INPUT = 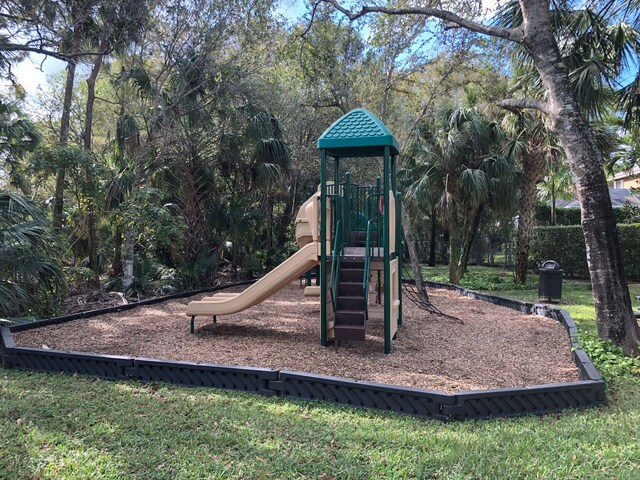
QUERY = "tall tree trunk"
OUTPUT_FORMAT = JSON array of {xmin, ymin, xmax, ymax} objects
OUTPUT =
[
  {"xmin": 514, "ymin": 145, "xmax": 547, "ymax": 283},
  {"xmin": 402, "ymin": 208, "xmax": 428, "ymax": 300},
  {"xmin": 448, "ymin": 218, "xmax": 461, "ymax": 284},
  {"xmin": 53, "ymin": 61, "xmax": 78, "ymax": 228},
  {"xmin": 428, "ymin": 206, "xmax": 437, "ymax": 267},
  {"xmin": 550, "ymin": 174, "xmax": 557, "ymax": 226},
  {"xmin": 123, "ymin": 154, "xmax": 142, "ymax": 292},
  {"xmin": 454, "ymin": 203, "xmax": 483, "ymax": 283},
  {"xmin": 53, "ymin": 13, "xmax": 85, "ymax": 229},
  {"xmin": 266, "ymin": 188, "xmax": 273, "ymax": 251},
  {"xmin": 123, "ymin": 224, "xmax": 135, "ymax": 292},
  {"xmin": 112, "ymin": 223, "xmax": 123, "ymax": 277},
  {"xmin": 82, "ymin": 41, "xmax": 108, "ymax": 280},
  {"xmin": 520, "ymin": 0, "xmax": 639, "ymax": 354}
]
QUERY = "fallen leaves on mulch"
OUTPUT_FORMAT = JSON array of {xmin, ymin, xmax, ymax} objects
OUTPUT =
[{"xmin": 14, "ymin": 283, "xmax": 579, "ymax": 393}]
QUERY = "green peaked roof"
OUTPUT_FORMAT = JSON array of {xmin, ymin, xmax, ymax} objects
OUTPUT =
[{"xmin": 317, "ymin": 108, "xmax": 400, "ymax": 157}]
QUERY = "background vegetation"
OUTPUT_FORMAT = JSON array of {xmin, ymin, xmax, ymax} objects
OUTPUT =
[{"xmin": 1, "ymin": 0, "xmax": 639, "ymax": 319}]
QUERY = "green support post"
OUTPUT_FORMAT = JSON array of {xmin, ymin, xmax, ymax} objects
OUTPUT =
[
  {"xmin": 320, "ymin": 150, "xmax": 327, "ymax": 347},
  {"xmin": 334, "ymin": 157, "xmax": 340, "ymax": 234},
  {"xmin": 376, "ymin": 176, "xmax": 382, "ymax": 246},
  {"xmin": 383, "ymin": 147, "xmax": 391, "ymax": 354},
  {"xmin": 344, "ymin": 172, "xmax": 351, "ymax": 246},
  {"xmin": 396, "ymin": 192, "xmax": 403, "ymax": 326}
]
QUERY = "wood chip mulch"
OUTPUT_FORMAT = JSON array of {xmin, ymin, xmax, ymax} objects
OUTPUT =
[{"xmin": 13, "ymin": 283, "xmax": 579, "ymax": 393}]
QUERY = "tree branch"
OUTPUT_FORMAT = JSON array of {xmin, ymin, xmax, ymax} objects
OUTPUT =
[
  {"xmin": 320, "ymin": 0, "xmax": 523, "ymax": 43},
  {"xmin": 499, "ymin": 98, "xmax": 550, "ymax": 115}
]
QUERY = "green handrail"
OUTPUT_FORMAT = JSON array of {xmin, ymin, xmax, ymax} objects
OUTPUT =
[
  {"xmin": 365, "ymin": 192, "xmax": 383, "ymax": 247},
  {"xmin": 363, "ymin": 220, "xmax": 373, "ymax": 320},
  {"xmin": 330, "ymin": 220, "xmax": 342, "ymax": 312}
]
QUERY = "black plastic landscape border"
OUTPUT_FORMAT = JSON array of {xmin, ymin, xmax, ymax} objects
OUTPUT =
[
  {"xmin": 8, "ymin": 279, "xmax": 257, "ymax": 333},
  {"xmin": 0, "ymin": 280, "xmax": 606, "ymax": 421}
]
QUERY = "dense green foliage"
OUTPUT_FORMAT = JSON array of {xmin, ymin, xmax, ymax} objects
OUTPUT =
[
  {"xmin": 534, "ymin": 203, "xmax": 640, "ymax": 226},
  {"xmin": 530, "ymin": 224, "xmax": 640, "ymax": 278},
  {"xmin": 534, "ymin": 204, "xmax": 582, "ymax": 225},
  {"xmin": 0, "ymin": 191, "xmax": 65, "ymax": 319}
]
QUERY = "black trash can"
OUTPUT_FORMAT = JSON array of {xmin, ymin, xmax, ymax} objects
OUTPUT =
[{"xmin": 538, "ymin": 260, "xmax": 563, "ymax": 300}]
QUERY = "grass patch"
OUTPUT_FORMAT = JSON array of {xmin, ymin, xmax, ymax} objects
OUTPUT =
[
  {"xmin": 422, "ymin": 265, "xmax": 538, "ymax": 291},
  {"xmin": 1, "ymin": 371, "xmax": 639, "ymax": 479}
]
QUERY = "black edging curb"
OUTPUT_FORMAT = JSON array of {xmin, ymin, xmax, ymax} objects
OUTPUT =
[
  {"xmin": 8, "ymin": 279, "xmax": 257, "ymax": 333},
  {"xmin": 0, "ymin": 280, "xmax": 606, "ymax": 421}
]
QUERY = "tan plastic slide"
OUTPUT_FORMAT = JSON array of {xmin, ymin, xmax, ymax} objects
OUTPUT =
[{"xmin": 186, "ymin": 188, "xmax": 321, "ymax": 318}]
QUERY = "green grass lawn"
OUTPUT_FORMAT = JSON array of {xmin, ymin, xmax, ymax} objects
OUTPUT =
[{"xmin": 1, "ymin": 266, "xmax": 640, "ymax": 479}]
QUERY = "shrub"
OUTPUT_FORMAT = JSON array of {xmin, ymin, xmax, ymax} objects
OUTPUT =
[
  {"xmin": 534, "ymin": 204, "xmax": 582, "ymax": 225},
  {"xmin": 530, "ymin": 223, "xmax": 640, "ymax": 279},
  {"xmin": 579, "ymin": 335, "xmax": 640, "ymax": 381},
  {"xmin": 534, "ymin": 203, "xmax": 640, "ymax": 226}
]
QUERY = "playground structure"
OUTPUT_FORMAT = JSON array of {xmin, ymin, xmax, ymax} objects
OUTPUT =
[{"xmin": 187, "ymin": 108, "xmax": 402, "ymax": 353}]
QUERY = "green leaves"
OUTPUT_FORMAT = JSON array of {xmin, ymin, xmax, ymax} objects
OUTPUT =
[
  {"xmin": 580, "ymin": 335, "xmax": 640, "ymax": 380},
  {"xmin": 0, "ymin": 191, "xmax": 66, "ymax": 319}
]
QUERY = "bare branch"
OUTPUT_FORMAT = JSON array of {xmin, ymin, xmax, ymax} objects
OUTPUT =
[
  {"xmin": 320, "ymin": 0, "xmax": 523, "ymax": 43},
  {"xmin": 499, "ymin": 98, "xmax": 550, "ymax": 115},
  {"xmin": 299, "ymin": 1, "xmax": 320, "ymax": 38},
  {"xmin": 2, "ymin": 43, "xmax": 116, "ymax": 61}
]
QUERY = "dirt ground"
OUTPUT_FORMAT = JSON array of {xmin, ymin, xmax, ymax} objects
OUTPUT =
[{"xmin": 14, "ymin": 283, "xmax": 579, "ymax": 393}]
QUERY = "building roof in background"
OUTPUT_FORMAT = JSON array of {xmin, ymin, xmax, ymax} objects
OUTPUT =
[
  {"xmin": 613, "ymin": 165, "xmax": 640, "ymax": 181},
  {"xmin": 555, "ymin": 188, "xmax": 640, "ymax": 209}
]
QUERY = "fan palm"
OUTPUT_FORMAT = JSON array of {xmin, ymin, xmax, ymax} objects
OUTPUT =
[
  {"xmin": 405, "ymin": 93, "xmax": 517, "ymax": 283},
  {"xmin": 0, "ymin": 191, "xmax": 66, "ymax": 319}
]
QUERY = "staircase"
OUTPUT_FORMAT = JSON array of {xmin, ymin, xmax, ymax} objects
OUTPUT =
[{"xmin": 334, "ymin": 256, "xmax": 367, "ymax": 341}]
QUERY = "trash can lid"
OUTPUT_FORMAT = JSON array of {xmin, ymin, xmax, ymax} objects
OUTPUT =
[{"xmin": 541, "ymin": 260, "xmax": 561, "ymax": 270}]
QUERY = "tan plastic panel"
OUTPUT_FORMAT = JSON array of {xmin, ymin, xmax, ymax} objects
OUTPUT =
[{"xmin": 186, "ymin": 242, "xmax": 320, "ymax": 316}]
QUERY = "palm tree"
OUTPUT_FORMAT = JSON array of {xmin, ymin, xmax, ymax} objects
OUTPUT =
[
  {"xmin": 246, "ymin": 110, "xmax": 292, "ymax": 251},
  {"xmin": 0, "ymin": 191, "xmax": 66, "ymax": 319},
  {"xmin": 406, "ymin": 91, "xmax": 517, "ymax": 283},
  {"xmin": 495, "ymin": 1, "xmax": 632, "ymax": 284},
  {"xmin": 502, "ymin": 110, "xmax": 560, "ymax": 283}
]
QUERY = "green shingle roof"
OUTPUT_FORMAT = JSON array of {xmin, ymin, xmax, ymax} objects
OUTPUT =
[{"xmin": 317, "ymin": 108, "xmax": 400, "ymax": 157}]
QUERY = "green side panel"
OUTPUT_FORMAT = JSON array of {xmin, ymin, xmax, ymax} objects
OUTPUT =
[{"xmin": 317, "ymin": 108, "xmax": 400, "ymax": 156}]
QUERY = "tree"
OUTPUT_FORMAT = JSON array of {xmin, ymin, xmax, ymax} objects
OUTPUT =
[
  {"xmin": 0, "ymin": 97, "xmax": 40, "ymax": 194},
  {"xmin": 502, "ymin": 110, "xmax": 558, "ymax": 283},
  {"xmin": 407, "ymin": 92, "xmax": 516, "ymax": 283},
  {"xmin": 321, "ymin": 0, "xmax": 640, "ymax": 354},
  {"xmin": 79, "ymin": 1, "xmax": 150, "ymax": 278},
  {"xmin": 0, "ymin": 191, "xmax": 66, "ymax": 318}
]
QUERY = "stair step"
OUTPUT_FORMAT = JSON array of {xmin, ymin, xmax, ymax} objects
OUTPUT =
[
  {"xmin": 339, "ymin": 268, "xmax": 364, "ymax": 282},
  {"xmin": 338, "ymin": 281, "xmax": 364, "ymax": 296},
  {"xmin": 337, "ymin": 295, "xmax": 366, "ymax": 311},
  {"xmin": 334, "ymin": 324, "xmax": 366, "ymax": 341},
  {"xmin": 341, "ymin": 259, "xmax": 365, "ymax": 268},
  {"xmin": 335, "ymin": 310, "xmax": 365, "ymax": 325}
]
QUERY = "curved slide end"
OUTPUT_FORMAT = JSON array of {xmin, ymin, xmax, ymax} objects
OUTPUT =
[
  {"xmin": 186, "ymin": 242, "xmax": 320, "ymax": 317},
  {"xmin": 295, "ymin": 187, "xmax": 320, "ymax": 248}
]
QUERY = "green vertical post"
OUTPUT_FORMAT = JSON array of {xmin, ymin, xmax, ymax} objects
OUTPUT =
[
  {"xmin": 344, "ymin": 171, "xmax": 351, "ymax": 246},
  {"xmin": 396, "ymin": 191, "xmax": 403, "ymax": 326},
  {"xmin": 383, "ymin": 147, "xmax": 391, "ymax": 354},
  {"xmin": 334, "ymin": 157, "xmax": 340, "ymax": 233},
  {"xmin": 376, "ymin": 176, "xmax": 382, "ymax": 246},
  {"xmin": 391, "ymin": 155, "xmax": 396, "ymax": 193},
  {"xmin": 320, "ymin": 150, "xmax": 327, "ymax": 347}
]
